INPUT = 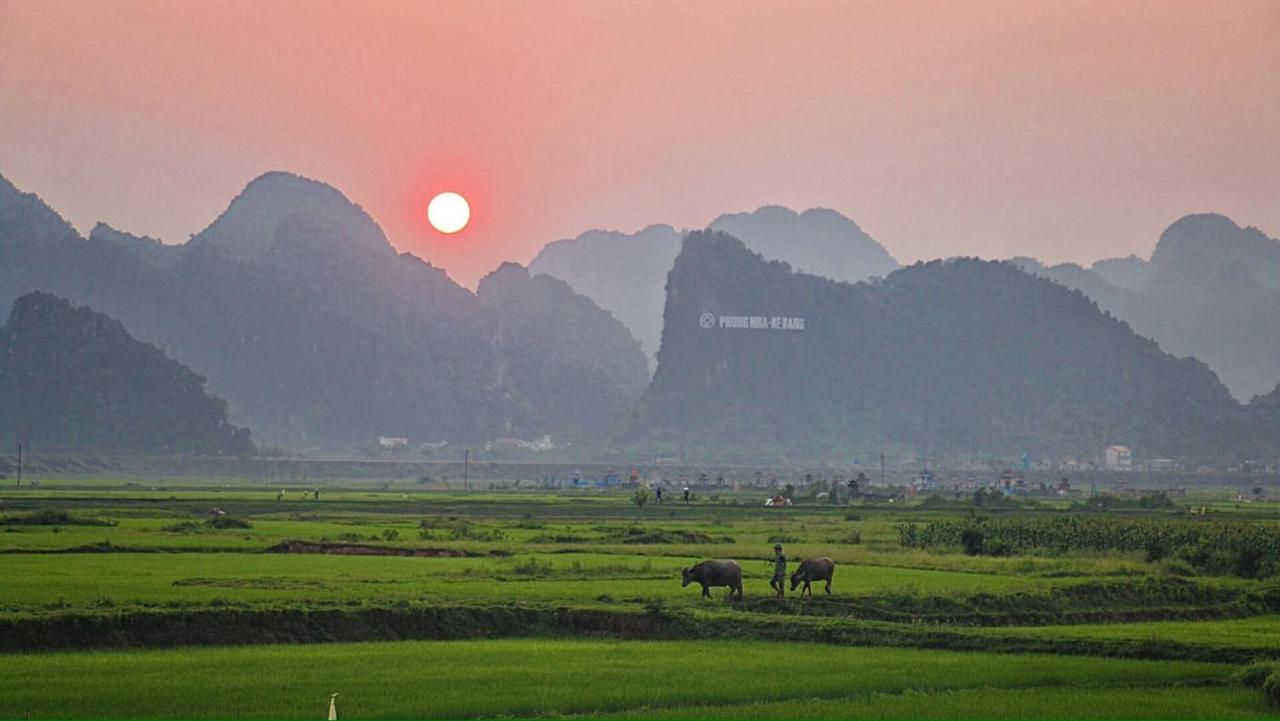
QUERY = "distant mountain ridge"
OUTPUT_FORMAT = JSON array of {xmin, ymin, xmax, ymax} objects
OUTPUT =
[
  {"xmin": 1012, "ymin": 213, "xmax": 1280, "ymax": 400},
  {"xmin": 89, "ymin": 222, "xmax": 184, "ymax": 269},
  {"xmin": 0, "ymin": 292, "xmax": 252, "ymax": 455},
  {"xmin": 529, "ymin": 205, "xmax": 899, "ymax": 368},
  {"xmin": 621, "ymin": 231, "xmax": 1277, "ymax": 462},
  {"xmin": 0, "ymin": 171, "xmax": 648, "ymax": 449},
  {"xmin": 477, "ymin": 263, "xmax": 649, "ymax": 440}
]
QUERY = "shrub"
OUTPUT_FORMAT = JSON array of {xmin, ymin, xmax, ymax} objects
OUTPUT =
[
  {"xmin": 1237, "ymin": 662, "xmax": 1278, "ymax": 689},
  {"xmin": 1157, "ymin": 559, "xmax": 1195, "ymax": 577},
  {"xmin": 206, "ymin": 517, "xmax": 252, "ymax": 530},
  {"xmin": 899, "ymin": 515, "xmax": 1278, "ymax": 577},
  {"xmin": 1, "ymin": 509, "xmax": 115, "ymax": 527},
  {"xmin": 1144, "ymin": 539, "xmax": 1170, "ymax": 563},
  {"xmin": 961, "ymin": 528, "xmax": 984, "ymax": 556},
  {"xmin": 511, "ymin": 557, "xmax": 553, "ymax": 576},
  {"xmin": 1263, "ymin": 672, "xmax": 1280, "ymax": 707}
]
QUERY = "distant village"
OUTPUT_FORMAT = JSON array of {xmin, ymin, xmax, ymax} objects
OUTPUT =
[{"xmin": 366, "ymin": 434, "xmax": 1280, "ymax": 479}]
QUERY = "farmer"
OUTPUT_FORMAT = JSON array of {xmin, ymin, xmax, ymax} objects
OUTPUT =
[
  {"xmin": 682, "ymin": 487, "xmax": 691, "ymax": 504},
  {"xmin": 770, "ymin": 543, "xmax": 787, "ymax": 598}
]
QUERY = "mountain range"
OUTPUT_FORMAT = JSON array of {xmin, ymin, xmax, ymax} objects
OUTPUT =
[
  {"xmin": 1011, "ymin": 213, "xmax": 1280, "ymax": 401},
  {"xmin": 529, "ymin": 206, "xmax": 899, "ymax": 368},
  {"xmin": 0, "ymin": 292, "xmax": 252, "ymax": 455},
  {"xmin": 3, "ymin": 166, "xmax": 1277, "ymax": 461},
  {"xmin": 0, "ymin": 172, "xmax": 647, "ymax": 449},
  {"xmin": 619, "ymin": 232, "xmax": 1278, "ymax": 462}
]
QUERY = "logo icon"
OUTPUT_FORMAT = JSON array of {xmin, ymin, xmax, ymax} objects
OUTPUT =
[{"xmin": 699, "ymin": 312, "xmax": 716, "ymax": 329}]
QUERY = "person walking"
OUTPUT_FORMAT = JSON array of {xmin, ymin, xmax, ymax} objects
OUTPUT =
[{"xmin": 770, "ymin": 543, "xmax": 787, "ymax": 598}]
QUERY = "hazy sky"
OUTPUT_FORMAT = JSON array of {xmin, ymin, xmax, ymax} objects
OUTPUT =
[{"xmin": 2, "ymin": 0, "xmax": 1277, "ymax": 286}]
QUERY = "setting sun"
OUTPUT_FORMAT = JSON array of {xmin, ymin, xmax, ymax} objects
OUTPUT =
[{"xmin": 427, "ymin": 191, "xmax": 470, "ymax": 234}]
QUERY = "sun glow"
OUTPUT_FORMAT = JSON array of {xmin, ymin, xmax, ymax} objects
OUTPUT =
[{"xmin": 427, "ymin": 191, "xmax": 470, "ymax": 234}]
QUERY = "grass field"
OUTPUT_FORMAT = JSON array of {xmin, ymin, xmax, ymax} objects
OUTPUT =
[
  {"xmin": 0, "ymin": 639, "xmax": 1267, "ymax": 720},
  {"xmin": 1, "ymin": 477, "xmax": 1278, "ymax": 718}
]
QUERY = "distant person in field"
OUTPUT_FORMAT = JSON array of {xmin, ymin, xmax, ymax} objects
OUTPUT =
[
  {"xmin": 655, "ymin": 486, "xmax": 663, "ymax": 503},
  {"xmin": 770, "ymin": 543, "xmax": 787, "ymax": 598},
  {"xmin": 683, "ymin": 487, "xmax": 690, "ymax": 504}
]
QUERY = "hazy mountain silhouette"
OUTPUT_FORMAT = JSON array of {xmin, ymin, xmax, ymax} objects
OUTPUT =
[
  {"xmin": 89, "ymin": 222, "xmax": 184, "ymax": 269},
  {"xmin": 0, "ymin": 171, "xmax": 647, "ymax": 449},
  {"xmin": 529, "ymin": 224, "xmax": 683, "ymax": 370},
  {"xmin": 477, "ymin": 263, "xmax": 649, "ymax": 440},
  {"xmin": 0, "ymin": 292, "xmax": 252, "ymax": 455},
  {"xmin": 1013, "ymin": 213, "xmax": 1280, "ymax": 400},
  {"xmin": 708, "ymin": 206, "xmax": 899, "ymax": 280},
  {"xmin": 529, "ymin": 206, "xmax": 899, "ymax": 368},
  {"xmin": 620, "ymin": 231, "xmax": 1274, "ymax": 462}
]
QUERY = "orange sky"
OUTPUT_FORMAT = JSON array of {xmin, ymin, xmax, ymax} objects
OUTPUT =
[{"xmin": 2, "ymin": 0, "xmax": 1277, "ymax": 286}]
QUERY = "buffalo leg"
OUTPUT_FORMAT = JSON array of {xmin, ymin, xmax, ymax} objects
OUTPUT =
[{"xmin": 824, "ymin": 578, "xmax": 832, "ymax": 594}]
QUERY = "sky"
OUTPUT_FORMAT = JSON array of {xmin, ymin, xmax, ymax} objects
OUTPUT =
[{"xmin": 1, "ymin": 0, "xmax": 1277, "ymax": 287}]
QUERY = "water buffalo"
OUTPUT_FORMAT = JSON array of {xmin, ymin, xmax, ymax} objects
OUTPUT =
[
  {"xmin": 790, "ymin": 557, "xmax": 835, "ymax": 596},
  {"xmin": 681, "ymin": 559, "xmax": 743, "ymax": 599}
]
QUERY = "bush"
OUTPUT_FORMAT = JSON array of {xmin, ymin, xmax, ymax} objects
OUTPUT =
[
  {"xmin": 1263, "ymin": 672, "xmax": 1280, "ymax": 707},
  {"xmin": 511, "ymin": 557, "xmax": 553, "ymax": 576},
  {"xmin": 1157, "ymin": 559, "xmax": 1195, "ymax": 577},
  {"xmin": 1, "ymin": 509, "xmax": 115, "ymax": 527},
  {"xmin": 206, "ymin": 517, "xmax": 252, "ymax": 530},
  {"xmin": 1237, "ymin": 662, "xmax": 1278, "ymax": 689},
  {"xmin": 900, "ymin": 516, "xmax": 1278, "ymax": 577},
  {"xmin": 961, "ymin": 528, "xmax": 984, "ymax": 556}
]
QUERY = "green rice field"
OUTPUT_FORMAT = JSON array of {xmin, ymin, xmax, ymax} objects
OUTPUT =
[{"xmin": 1, "ymin": 476, "xmax": 1278, "ymax": 718}]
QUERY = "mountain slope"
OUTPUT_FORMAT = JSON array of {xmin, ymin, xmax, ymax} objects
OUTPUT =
[
  {"xmin": 707, "ymin": 205, "xmax": 899, "ymax": 281},
  {"xmin": 0, "ymin": 171, "xmax": 648, "ymax": 449},
  {"xmin": 1015, "ymin": 214, "xmax": 1280, "ymax": 400},
  {"xmin": 477, "ymin": 263, "xmax": 649, "ymax": 440},
  {"xmin": 622, "ymin": 231, "xmax": 1262, "ymax": 462},
  {"xmin": 529, "ymin": 206, "xmax": 899, "ymax": 368},
  {"xmin": 89, "ymin": 222, "xmax": 184, "ymax": 269},
  {"xmin": 529, "ymin": 224, "xmax": 683, "ymax": 369},
  {"xmin": 0, "ymin": 292, "xmax": 251, "ymax": 454}
]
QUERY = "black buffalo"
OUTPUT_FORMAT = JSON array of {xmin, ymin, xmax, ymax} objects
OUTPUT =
[
  {"xmin": 681, "ymin": 559, "xmax": 743, "ymax": 599},
  {"xmin": 790, "ymin": 557, "xmax": 835, "ymax": 596}
]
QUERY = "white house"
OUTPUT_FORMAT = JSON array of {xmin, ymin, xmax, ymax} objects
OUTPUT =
[{"xmin": 1105, "ymin": 445, "xmax": 1132, "ymax": 472}]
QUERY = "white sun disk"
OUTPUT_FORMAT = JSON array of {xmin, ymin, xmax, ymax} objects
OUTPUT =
[{"xmin": 428, "ymin": 192, "xmax": 470, "ymax": 234}]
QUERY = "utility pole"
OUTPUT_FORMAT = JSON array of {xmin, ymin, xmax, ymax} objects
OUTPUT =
[
  {"xmin": 15, "ymin": 443, "xmax": 22, "ymax": 489},
  {"xmin": 463, "ymin": 448, "xmax": 469, "ymax": 493},
  {"xmin": 880, "ymin": 452, "xmax": 885, "ymax": 487}
]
